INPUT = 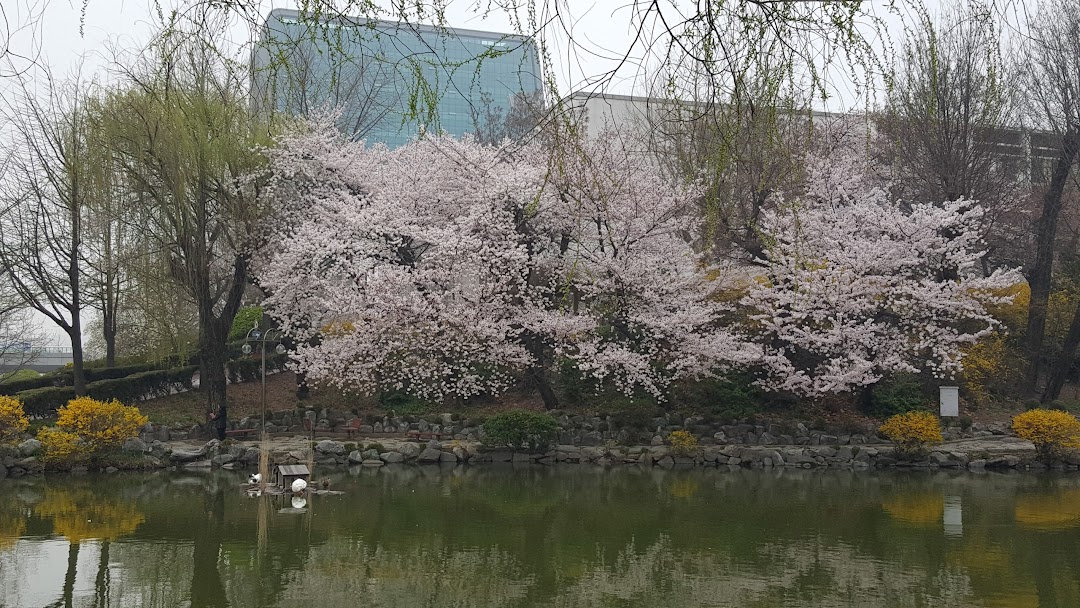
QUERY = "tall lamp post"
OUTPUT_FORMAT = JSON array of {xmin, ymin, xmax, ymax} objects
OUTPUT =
[{"xmin": 243, "ymin": 324, "xmax": 286, "ymax": 492}]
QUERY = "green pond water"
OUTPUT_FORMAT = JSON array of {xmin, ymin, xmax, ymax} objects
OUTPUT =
[{"xmin": 2, "ymin": 465, "xmax": 1080, "ymax": 607}]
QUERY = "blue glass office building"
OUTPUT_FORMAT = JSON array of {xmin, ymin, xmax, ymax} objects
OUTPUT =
[{"xmin": 252, "ymin": 9, "xmax": 543, "ymax": 147}]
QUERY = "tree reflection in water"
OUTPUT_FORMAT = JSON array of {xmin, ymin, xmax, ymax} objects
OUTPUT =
[{"xmin": 0, "ymin": 468, "xmax": 1079, "ymax": 607}]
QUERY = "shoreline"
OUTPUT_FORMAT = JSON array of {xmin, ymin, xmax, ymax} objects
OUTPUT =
[{"xmin": 4, "ymin": 433, "xmax": 1076, "ymax": 478}]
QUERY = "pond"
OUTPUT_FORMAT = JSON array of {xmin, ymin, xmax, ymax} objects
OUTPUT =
[{"xmin": 2, "ymin": 465, "xmax": 1080, "ymax": 607}]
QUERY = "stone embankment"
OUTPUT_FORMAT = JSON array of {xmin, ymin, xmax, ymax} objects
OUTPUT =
[
  {"xmin": 144, "ymin": 409, "xmax": 1011, "ymax": 446},
  {"xmin": 2, "ymin": 412, "xmax": 1073, "ymax": 478},
  {"xmin": 155, "ymin": 434, "xmax": 1068, "ymax": 474}
]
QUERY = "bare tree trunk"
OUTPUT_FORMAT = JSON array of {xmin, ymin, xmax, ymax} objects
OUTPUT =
[
  {"xmin": 1025, "ymin": 129, "xmax": 1079, "ymax": 391},
  {"xmin": 103, "ymin": 303, "xmax": 117, "ymax": 368},
  {"xmin": 1042, "ymin": 298, "xmax": 1080, "ymax": 402},
  {"xmin": 198, "ymin": 256, "xmax": 247, "ymax": 439},
  {"xmin": 200, "ymin": 323, "xmax": 229, "ymax": 440},
  {"xmin": 69, "ymin": 195, "xmax": 86, "ymax": 396},
  {"xmin": 523, "ymin": 331, "xmax": 558, "ymax": 409}
]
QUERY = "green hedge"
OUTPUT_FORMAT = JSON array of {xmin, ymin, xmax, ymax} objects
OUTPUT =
[
  {"xmin": 86, "ymin": 366, "xmax": 198, "ymax": 405},
  {"xmin": 15, "ymin": 365, "xmax": 199, "ymax": 418},
  {"xmin": 17, "ymin": 386, "xmax": 77, "ymax": 418},
  {"xmin": 9, "ymin": 346, "xmax": 288, "ymax": 417},
  {"xmin": 227, "ymin": 353, "xmax": 288, "ymax": 384},
  {"xmin": 0, "ymin": 363, "xmax": 164, "ymax": 396},
  {"xmin": 84, "ymin": 363, "xmax": 160, "ymax": 383},
  {"xmin": 0, "ymin": 373, "xmax": 66, "ymax": 395}
]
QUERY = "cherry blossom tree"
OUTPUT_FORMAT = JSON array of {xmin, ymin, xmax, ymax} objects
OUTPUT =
[
  {"xmin": 529, "ymin": 131, "xmax": 754, "ymax": 401},
  {"xmin": 257, "ymin": 121, "xmax": 541, "ymax": 402},
  {"xmin": 257, "ymin": 119, "xmax": 749, "ymax": 405},
  {"xmin": 742, "ymin": 152, "xmax": 1018, "ymax": 398}
]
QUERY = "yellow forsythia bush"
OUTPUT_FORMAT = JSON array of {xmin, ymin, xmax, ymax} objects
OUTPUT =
[
  {"xmin": 37, "ymin": 397, "xmax": 148, "ymax": 461},
  {"xmin": 37, "ymin": 427, "xmax": 84, "ymax": 462},
  {"xmin": 879, "ymin": 411, "xmax": 942, "ymax": 456},
  {"xmin": 668, "ymin": 430, "xmax": 700, "ymax": 457},
  {"xmin": 961, "ymin": 334, "xmax": 1009, "ymax": 404},
  {"xmin": 1012, "ymin": 409, "xmax": 1080, "ymax": 461},
  {"xmin": 0, "ymin": 395, "xmax": 29, "ymax": 441}
]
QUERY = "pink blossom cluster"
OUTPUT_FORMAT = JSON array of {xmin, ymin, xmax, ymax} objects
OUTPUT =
[
  {"xmin": 742, "ymin": 151, "xmax": 1018, "ymax": 396},
  {"xmin": 256, "ymin": 118, "xmax": 1016, "ymax": 402}
]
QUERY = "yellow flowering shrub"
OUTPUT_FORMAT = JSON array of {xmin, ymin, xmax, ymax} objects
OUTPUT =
[
  {"xmin": 37, "ymin": 397, "xmax": 148, "ymax": 462},
  {"xmin": 1012, "ymin": 409, "xmax": 1080, "ymax": 461},
  {"xmin": 982, "ymin": 282, "xmax": 1029, "ymax": 331},
  {"xmin": 961, "ymin": 334, "xmax": 1009, "ymax": 404},
  {"xmin": 879, "ymin": 411, "xmax": 942, "ymax": 456},
  {"xmin": 37, "ymin": 427, "xmax": 84, "ymax": 462},
  {"xmin": 668, "ymin": 430, "xmax": 700, "ymax": 457},
  {"xmin": 0, "ymin": 395, "xmax": 29, "ymax": 441}
]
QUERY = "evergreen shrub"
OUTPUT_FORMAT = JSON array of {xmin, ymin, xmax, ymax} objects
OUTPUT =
[{"xmin": 482, "ymin": 410, "xmax": 559, "ymax": 452}]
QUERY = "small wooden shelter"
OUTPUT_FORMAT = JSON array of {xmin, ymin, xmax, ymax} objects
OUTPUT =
[{"xmin": 273, "ymin": 464, "xmax": 310, "ymax": 491}]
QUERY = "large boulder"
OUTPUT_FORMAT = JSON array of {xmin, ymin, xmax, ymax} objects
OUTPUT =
[
  {"xmin": 348, "ymin": 450, "xmax": 365, "ymax": 464},
  {"xmin": 242, "ymin": 447, "xmax": 261, "ymax": 464},
  {"xmin": 18, "ymin": 438, "xmax": 42, "ymax": 458},
  {"xmin": 578, "ymin": 431, "xmax": 603, "ymax": 446},
  {"xmin": 315, "ymin": 440, "xmax": 345, "ymax": 455},
  {"xmin": 123, "ymin": 437, "xmax": 148, "ymax": 453},
  {"xmin": 170, "ymin": 447, "xmax": 208, "ymax": 463},
  {"xmin": 396, "ymin": 443, "xmax": 421, "ymax": 459},
  {"xmin": 380, "ymin": 452, "xmax": 405, "ymax": 464},
  {"xmin": 211, "ymin": 453, "xmax": 237, "ymax": 466},
  {"xmin": 417, "ymin": 447, "xmax": 443, "ymax": 463}
]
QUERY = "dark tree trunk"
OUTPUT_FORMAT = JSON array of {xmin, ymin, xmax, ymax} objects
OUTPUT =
[
  {"xmin": 532, "ymin": 368, "xmax": 560, "ymax": 410},
  {"xmin": 523, "ymin": 331, "xmax": 558, "ymax": 409},
  {"xmin": 858, "ymin": 383, "xmax": 875, "ymax": 412},
  {"xmin": 1025, "ymin": 129, "xmax": 1080, "ymax": 390},
  {"xmin": 196, "ymin": 255, "xmax": 247, "ymax": 439},
  {"xmin": 1042, "ymin": 298, "xmax": 1080, "ymax": 402},
  {"xmin": 103, "ymin": 282, "xmax": 117, "ymax": 368},
  {"xmin": 295, "ymin": 371, "xmax": 310, "ymax": 400},
  {"xmin": 104, "ymin": 318, "xmax": 117, "ymax": 368},
  {"xmin": 69, "ymin": 321, "xmax": 86, "ymax": 397},
  {"xmin": 200, "ymin": 325, "xmax": 229, "ymax": 440},
  {"xmin": 69, "ymin": 211, "xmax": 86, "ymax": 396}
]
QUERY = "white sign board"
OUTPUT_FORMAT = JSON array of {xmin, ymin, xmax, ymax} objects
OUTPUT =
[{"xmin": 939, "ymin": 386, "xmax": 959, "ymax": 417}]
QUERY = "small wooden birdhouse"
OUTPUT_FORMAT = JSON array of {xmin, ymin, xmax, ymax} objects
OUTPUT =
[{"xmin": 274, "ymin": 464, "xmax": 310, "ymax": 490}]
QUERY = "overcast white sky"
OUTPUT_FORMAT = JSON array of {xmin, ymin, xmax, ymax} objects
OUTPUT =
[
  {"xmin": 4, "ymin": 0, "xmax": 943, "ymax": 105},
  {"xmin": 1, "ymin": 0, "xmax": 1032, "ymax": 348}
]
